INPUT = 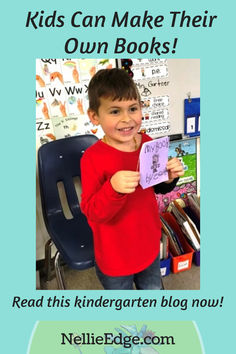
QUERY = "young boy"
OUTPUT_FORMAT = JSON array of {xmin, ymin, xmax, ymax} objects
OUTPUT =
[{"xmin": 81, "ymin": 68, "xmax": 184, "ymax": 290}]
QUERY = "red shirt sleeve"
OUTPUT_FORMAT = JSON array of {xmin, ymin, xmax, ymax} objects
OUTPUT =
[{"xmin": 80, "ymin": 150, "xmax": 127, "ymax": 224}]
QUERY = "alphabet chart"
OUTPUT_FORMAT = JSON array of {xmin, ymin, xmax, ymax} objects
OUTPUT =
[{"xmin": 36, "ymin": 59, "xmax": 116, "ymax": 150}]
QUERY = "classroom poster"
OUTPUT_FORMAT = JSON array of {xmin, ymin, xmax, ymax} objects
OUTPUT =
[
  {"xmin": 1, "ymin": 0, "xmax": 236, "ymax": 353},
  {"xmin": 36, "ymin": 58, "xmax": 116, "ymax": 150},
  {"xmin": 131, "ymin": 59, "xmax": 170, "ymax": 138},
  {"xmin": 156, "ymin": 138, "xmax": 198, "ymax": 212}
]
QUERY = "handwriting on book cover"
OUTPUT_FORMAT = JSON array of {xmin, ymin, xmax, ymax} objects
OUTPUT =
[{"xmin": 139, "ymin": 136, "xmax": 169, "ymax": 189}]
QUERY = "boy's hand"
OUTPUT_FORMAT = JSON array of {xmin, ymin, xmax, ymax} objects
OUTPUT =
[
  {"xmin": 110, "ymin": 171, "xmax": 140, "ymax": 194},
  {"xmin": 166, "ymin": 157, "xmax": 184, "ymax": 183}
]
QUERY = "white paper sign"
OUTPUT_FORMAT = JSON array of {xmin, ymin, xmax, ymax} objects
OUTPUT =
[{"xmin": 178, "ymin": 260, "xmax": 189, "ymax": 271}]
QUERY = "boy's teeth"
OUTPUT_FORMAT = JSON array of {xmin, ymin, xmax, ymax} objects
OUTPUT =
[{"xmin": 119, "ymin": 127, "xmax": 132, "ymax": 131}]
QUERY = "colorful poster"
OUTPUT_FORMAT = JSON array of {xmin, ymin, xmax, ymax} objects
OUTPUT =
[
  {"xmin": 156, "ymin": 138, "xmax": 198, "ymax": 212},
  {"xmin": 35, "ymin": 58, "xmax": 116, "ymax": 148}
]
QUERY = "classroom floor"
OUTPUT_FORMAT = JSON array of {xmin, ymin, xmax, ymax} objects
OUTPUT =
[{"xmin": 38, "ymin": 263, "xmax": 200, "ymax": 290}]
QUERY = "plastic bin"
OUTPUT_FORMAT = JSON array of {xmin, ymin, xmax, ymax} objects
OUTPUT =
[
  {"xmin": 160, "ymin": 255, "xmax": 171, "ymax": 277},
  {"xmin": 193, "ymin": 250, "xmax": 200, "ymax": 266},
  {"xmin": 183, "ymin": 206, "xmax": 200, "ymax": 266},
  {"xmin": 161, "ymin": 212, "xmax": 194, "ymax": 273}
]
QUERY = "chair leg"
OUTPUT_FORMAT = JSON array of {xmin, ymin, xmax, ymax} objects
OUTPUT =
[
  {"xmin": 44, "ymin": 239, "xmax": 54, "ymax": 281},
  {"xmin": 161, "ymin": 277, "xmax": 165, "ymax": 290},
  {"xmin": 54, "ymin": 251, "xmax": 66, "ymax": 290}
]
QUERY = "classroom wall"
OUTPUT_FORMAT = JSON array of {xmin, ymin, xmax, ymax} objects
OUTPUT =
[{"xmin": 167, "ymin": 59, "xmax": 200, "ymax": 135}]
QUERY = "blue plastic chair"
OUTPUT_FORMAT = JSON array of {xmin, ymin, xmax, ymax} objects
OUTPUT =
[{"xmin": 38, "ymin": 134, "xmax": 98, "ymax": 289}]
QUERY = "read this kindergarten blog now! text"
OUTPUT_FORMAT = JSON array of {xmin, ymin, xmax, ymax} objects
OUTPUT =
[{"xmin": 12, "ymin": 294, "xmax": 224, "ymax": 311}]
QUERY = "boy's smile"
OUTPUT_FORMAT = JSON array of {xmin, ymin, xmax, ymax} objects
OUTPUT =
[{"xmin": 88, "ymin": 97, "xmax": 142, "ymax": 151}]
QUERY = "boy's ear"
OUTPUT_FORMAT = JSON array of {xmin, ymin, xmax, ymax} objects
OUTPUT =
[{"xmin": 87, "ymin": 109, "xmax": 100, "ymax": 126}]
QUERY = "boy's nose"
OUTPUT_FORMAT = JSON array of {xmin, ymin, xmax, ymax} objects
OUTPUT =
[{"xmin": 120, "ymin": 111, "xmax": 131, "ymax": 123}]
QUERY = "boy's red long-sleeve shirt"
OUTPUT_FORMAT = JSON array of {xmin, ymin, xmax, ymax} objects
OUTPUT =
[{"xmin": 81, "ymin": 133, "xmax": 173, "ymax": 276}]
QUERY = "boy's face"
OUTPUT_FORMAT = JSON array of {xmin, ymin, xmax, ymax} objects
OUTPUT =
[{"xmin": 88, "ymin": 97, "xmax": 142, "ymax": 149}]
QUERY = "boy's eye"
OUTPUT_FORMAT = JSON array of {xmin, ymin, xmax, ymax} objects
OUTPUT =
[
  {"xmin": 130, "ymin": 106, "xmax": 139, "ymax": 112},
  {"xmin": 110, "ymin": 109, "xmax": 119, "ymax": 115}
]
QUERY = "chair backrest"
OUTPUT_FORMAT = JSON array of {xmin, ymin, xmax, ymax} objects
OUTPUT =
[{"xmin": 38, "ymin": 134, "xmax": 98, "ymax": 269}]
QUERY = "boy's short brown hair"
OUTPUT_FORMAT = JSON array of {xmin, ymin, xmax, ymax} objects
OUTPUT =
[{"xmin": 88, "ymin": 68, "xmax": 141, "ymax": 113}]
